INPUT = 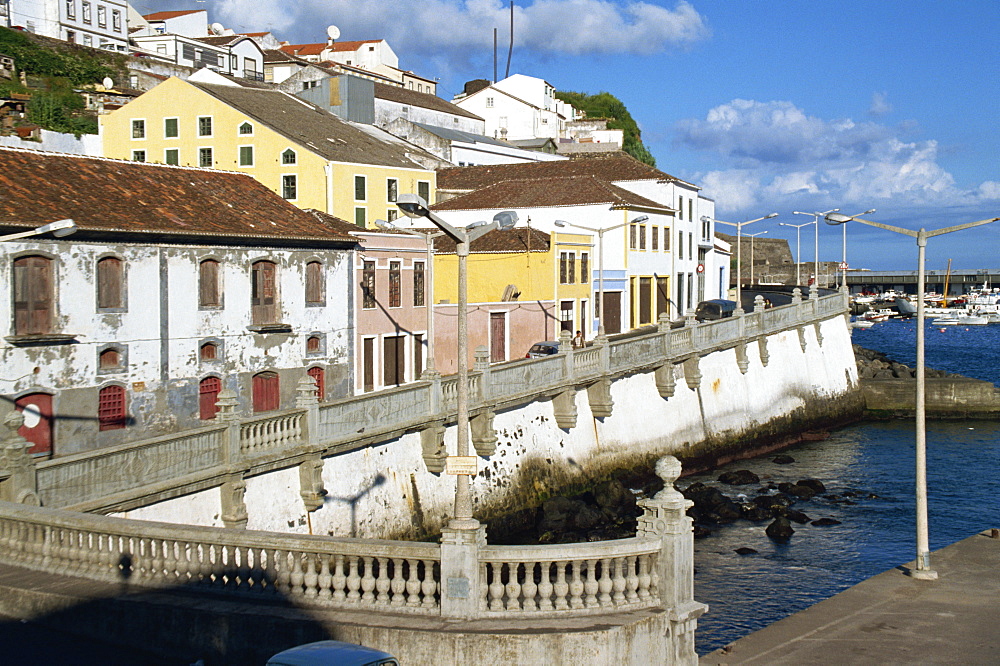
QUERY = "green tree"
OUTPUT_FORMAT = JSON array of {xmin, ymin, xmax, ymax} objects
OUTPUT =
[{"xmin": 555, "ymin": 90, "xmax": 656, "ymax": 167}]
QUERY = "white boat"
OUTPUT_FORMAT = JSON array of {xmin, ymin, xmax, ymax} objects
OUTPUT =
[
  {"xmin": 932, "ymin": 314, "xmax": 988, "ymax": 326},
  {"xmin": 852, "ymin": 319, "xmax": 876, "ymax": 329}
]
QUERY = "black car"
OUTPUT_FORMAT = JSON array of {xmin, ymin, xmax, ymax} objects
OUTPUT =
[{"xmin": 695, "ymin": 299, "xmax": 738, "ymax": 321}]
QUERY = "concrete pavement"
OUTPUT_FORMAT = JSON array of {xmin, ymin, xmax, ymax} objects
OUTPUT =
[{"xmin": 701, "ymin": 529, "xmax": 1000, "ymax": 665}]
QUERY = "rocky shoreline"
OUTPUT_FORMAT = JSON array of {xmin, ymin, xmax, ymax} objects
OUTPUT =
[{"xmin": 854, "ymin": 344, "xmax": 963, "ymax": 379}]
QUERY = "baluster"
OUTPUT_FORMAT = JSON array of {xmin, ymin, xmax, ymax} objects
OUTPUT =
[
  {"xmin": 163, "ymin": 538, "xmax": 178, "ymax": 583},
  {"xmin": 520, "ymin": 562, "xmax": 538, "ymax": 611},
  {"xmin": 134, "ymin": 536, "xmax": 150, "ymax": 585},
  {"xmin": 389, "ymin": 557, "xmax": 406, "ymax": 606},
  {"xmin": 374, "ymin": 557, "xmax": 390, "ymax": 605},
  {"xmin": 264, "ymin": 548, "xmax": 279, "ymax": 595},
  {"xmin": 538, "ymin": 561, "xmax": 555, "ymax": 611},
  {"xmin": 224, "ymin": 544, "xmax": 238, "ymax": 590},
  {"xmin": 405, "ymin": 558, "xmax": 422, "ymax": 607},
  {"xmin": 303, "ymin": 552, "xmax": 319, "ymax": 598},
  {"xmin": 201, "ymin": 543, "xmax": 217, "ymax": 588},
  {"xmin": 101, "ymin": 534, "xmax": 118, "ymax": 583},
  {"xmin": 611, "ymin": 557, "xmax": 626, "ymax": 604},
  {"xmin": 504, "ymin": 562, "xmax": 522, "ymax": 611},
  {"xmin": 583, "ymin": 559, "xmax": 599, "ymax": 608},
  {"xmin": 331, "ymin": 554, "xmax": 347, "ymax": 601},
  {"xmin": 624, "ymin": 555, "xmax": 639, "ymax": 603},
  {"xmin": 568, "ymin": 560, "xmax": 584, "ymax": 609},
  {"xmin": 488, "ymin": 562, "xmax": 505, "ymax": 611},
  {"xmin": 289, "ymin": 551, "xmax": 305, "ymax": 595},
  {"xmin": 238, "ymin": 546, "xmax": 253, "ymax": 593},
  {"xmin": 421, "ymin": 559, "xmax": 437, "ymax": 609},
  {"xmin": 250, "ymin": 547, "xmax": 266, "ymax": 593},
  {"xmin": 360, "ymin": 556, "xmax": 376, "ymax": 602},
  {"xmin": 317, "ymin": 553, "xmax": 333, "ymax": 601},
  {"xmin": 637, "ymin": 553, "xmax": 652, "ymax": 602},
  {"xmin": 598, "ymin": 557, "xmax": 613, "ymax": 607},
  {"xmin": 346, "ymin": 556, "xmax": 361, "ymax": 601},
  {"xmin": 479, "ymin": 561, "xmax": 489, "ymax": 611}
]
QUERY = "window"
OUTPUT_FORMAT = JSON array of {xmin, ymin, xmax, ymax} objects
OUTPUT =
[
  {"xmin": 560, "ymin": 300, "xmax": 574, "ymax": 332},
  {"xmin": 199, "ymin": 376, "xmax": 221, "ymax": 420},
  {"xmin": 96, "ymin": 257, "xmax": 124, "ymax": 310},
  {"xmin": 199, "ymin": 342, "xmax": 218, "ymax": 361},
  {"xmin": 197, "ymin": 116, "xmax": 212, "ymax": 137},
  {"xmin": 305, "ymin": 260, "xmax": 324, "ymax": 305},
  {"xmin": 417, "ymin": 181, "xmax": 430, "ymax": 202},
  {"xmin": 678, "ymin": 230, "xmax": 684, "ymax": 260},
  {"xmin": 112, "ymin": 9, "xmax": 121, "ymax": 31},
  {"xmin": 307, "ymin": 366, "xmax": 325, "ymax": 399},
  {"xmin": 639, "ymin": 225, "xmax": 646, "ymax": 250},
  {"xmin": 387, "ymin": 209, "xmax": 398, "ymax": 222},
  {"xmin": 66, "ymin": 0, "xmax": 75, "ymax": 19},
  {"xmin": 131, "ymin": 119, "xmax": 145, "ymax": 139},
  {"xmin": 82, "ymin": 1, "xmax": 91, "ymax": 23},
  {"xmin": 251, "ymin": 372, "xmax": 279, "ymax": 413},
  {"xmin": 362, "ymin": 260, "xmax": 375, "ymax": 309},
  {"xmin": 238, "ymin": 145, "xmax": 254, "ymax": 167},
  {"xmin": 580, "ymin": 253, "xmax": 589, "ymax": 284},
  {"xmin": 306, "ymin": 335, "xmax": 321, "ymax": 354},
  {"xmin": 66, "ymin": 30, "xmax": 76, "ymax": 43},
  {"xmin": 131, "ymin": 150, "xmax": 145, "ymax": 162},
  {"xmin": 164, "ymin": 117, "xmax": 178, "ymax": 138},
  {"xmin": 652, "ymin": 227, "xmax": 658, "ymax": 251},
  {"xmin": 630, "ymin": 224, "xmax": 637, "ymax": 250},
  {"xmin": 164, "ymin": 148, "xmax": 179, "ymax": 165},
  {"xmin": 689, "ymin": 232, "xmax": 693, "ymax": 259},
  {"xmin": 413, "ymin": 261, "xmax": 425, "ymax": 307},
  {"xmin": 13, "ymin": 256, "xmax": 53, "ymax": 336},
  {"xmin": 355, "ymin": 207, "xmax": 366, "ymax": 228},
  {"xmin": 251, "ymin": 261, "xmax": 278, "ymax": 325},
  {"xmin": 83, "ymin": 34, "xmax": 92, "ymax": 46},
  {"xmin": 281, "ymin": 148, "xmax": 296, "ymax": 165},
  {"xmin": 664, "ymin": 227, "xmax": 671, "ymax": 251},
  {"xmin": 199, "ymin": 147, "xmax": 213, "ymax": 168},
  {"xmin": 98, "ymin": 385, "xmax": 126, "ymax": 430},
  {"xmin": 389, "ymin": 261, "xmax": 401, "ymax": 308},
  {"xmin": 559, "ymin": 252, "xmax": 575, "ymax": 284},
  {"xmin": 98, "ymin": 348, "xmax": 120, "ymax": 370},
  {"xmin": 281, "ymin": 174, "xmax": 297, "ymax": 200},
  {"xmin": 239, "ymin": 121, "xmax": 253, "ymax": 135},
  {"xmin": 182, "ymin": 43, "xmax": 196, "ymax": 61},
  {"xmin": 486, "ymin": 97, "xmax": 494, "ymax": 108},
  {"xmin": 97, "ymin": 4, "xmax": 105, "ymax": 27},
  {"xmin": 354, "ymin": 175, "xmax": 366, "ymax": 201},
  {"xmin": 689, "ymin": 199, "xmax": 694, "ymax": 221},
  {"xmin": 387, "ymin": 178, "xmax": 398, "ymax": 203},
  {"xmin": 199, "ymin": 259, "xmax": 221, "ymax": 308},
  {"xmin": 677, "ymin": 196, "xmax": 684, "ymax": 221}
]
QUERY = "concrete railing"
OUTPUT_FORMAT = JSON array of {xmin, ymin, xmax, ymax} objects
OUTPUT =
[{"xmin": 14, "ymin": 290, "xmax": 845, "ymax": 512}]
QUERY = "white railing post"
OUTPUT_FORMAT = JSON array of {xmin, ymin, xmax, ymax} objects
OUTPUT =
[
  {"xmin": 473, "ymin": 345, "xmax": 490, "ymax": 403},
  {"xmin": 215, "ymin": 389, "xmax": 241, "ymax": 467},
  {"xmin": 0, "ymin": 410, "xmax": 40, "ymax": 506},
  {"xmin": 636, "ymin": 456, "xmax": 707, "ymax": 665},
  {"xmin": 295, "ymin": 376, "xmax": 319, "ymax": 445},
  {"xmin": 440, "ymin": 524, "xmax": 487, "ymax": 619}
]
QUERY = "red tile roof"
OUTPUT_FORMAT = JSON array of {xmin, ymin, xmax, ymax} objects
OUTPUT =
[
  {"xmin": 0, "ymin": 147, "xmax": 355, "ymax": 245},
  {"xmin": 431, "ymin": 227, "xmax": 551, "ymax": 255},
  {"xmin": 280, "ymin": 40, "xmax": 382, "ymax": 57},
  {"xmin": 143, "ymin": 9, "xmax": 204, "ymax": 21},
  {"xmin": 433, "ymin": 175, "xmax": 673, "ymax": 213}
]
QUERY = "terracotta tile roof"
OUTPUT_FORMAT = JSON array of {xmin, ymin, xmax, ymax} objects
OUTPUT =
[
  {"xmin": 143, "ymin": 10, "xmax": 203, "ymax": 21},
  {"xmin": 432, "ymin": 175, "xmax": 673, "ymax": 213},
  {"xmin": 374, "ymin": 83, "xmax": 483, "ymax": 121},
  {"xmin": 303, "ymin": 209, "xmax": 364, "ymax": 236},
  {"xmin": 280, "ymin": 43, "xmax": 327, "ymax": 57},
  {"xmin": 437, "ymin": 153, "xmax": 684, "ymax": 192},
  {"xmin": 0, "ymin": 147, "xmax": 355, "ymax": 245},
  {"xmin": 187, "ymin": 81, "xmax": 438, "ymax": 169},
  {"xmin": 263, "ymin": 48, "xmax": 304, "ymax": 64},
  {"xmin": 324, "ymin": 40, "xmax": 382, "ymax": 52},
  {"xmin": 431, "ymin": 227, "xmax": 551, "ymax": 255}
]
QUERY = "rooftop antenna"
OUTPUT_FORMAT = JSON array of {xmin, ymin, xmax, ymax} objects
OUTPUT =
[
  {"xmin": 493, "ymin": 28, "xmax": 497, "ymax": 82},
  {"xmin": 326, "ymin": 25, "xmax": 340, "ymax": 45},
  {"xmin": 505, "ymin": 1, "xmax": 514, "ymax": 79}
]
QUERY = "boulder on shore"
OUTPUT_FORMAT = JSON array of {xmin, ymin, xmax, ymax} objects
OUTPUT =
[
  {"xmin": 765, "ymin": 516, "xmax": 795, "ymax": 541},
  {"xmin": 718, "ymin": 469, "xmax": 760, "ymax": 485}
]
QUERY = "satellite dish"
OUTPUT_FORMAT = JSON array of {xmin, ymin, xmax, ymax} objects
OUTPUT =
[
  {"xmin": 326, "ymin": 25, "xmax": 340, "ymax": 40},
  {"xmin": 102, "ymin": 77, "xmax": 113, "ymax": 89},
  {"xmin": 210, "ymin": 22, "xmax": 224, "ymax": 35}
]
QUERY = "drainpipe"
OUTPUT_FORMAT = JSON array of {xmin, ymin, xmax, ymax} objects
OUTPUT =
[{"xmin": 324, "ymin": 162, "xmax": 334, "ymax": 214}]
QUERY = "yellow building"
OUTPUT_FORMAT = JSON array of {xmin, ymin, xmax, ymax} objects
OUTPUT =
[{"xmin": 100, "ymin": 76, "xmax": 440, "ymax": 226}]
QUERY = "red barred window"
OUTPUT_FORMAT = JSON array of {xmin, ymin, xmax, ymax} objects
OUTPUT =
[{"xmin": 98, "ymin": 385, "xmax": 126, "ymax": 431}]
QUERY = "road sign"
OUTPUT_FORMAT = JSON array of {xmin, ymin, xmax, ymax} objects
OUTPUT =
[
  {"xmin": 838, "ymin": 262, "xmax": 849, "ymax": 270},
  {"xmin": 446, "ymin": 456, "xmax": 478, "ymax": 475}
]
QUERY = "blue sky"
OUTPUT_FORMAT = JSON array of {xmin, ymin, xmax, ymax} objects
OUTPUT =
[{"xmin": 140, "ymin": 0, "xmax": 1000, "ymax": 271}]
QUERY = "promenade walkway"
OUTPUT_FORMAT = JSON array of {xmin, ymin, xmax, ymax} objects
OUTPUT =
[{"xmin": 701, "ymin": 529, "xmax": 1000, "ymax": 665}]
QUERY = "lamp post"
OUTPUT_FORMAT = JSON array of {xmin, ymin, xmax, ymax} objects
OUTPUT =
[
  {"xmin": 829, "ymin": 208, "xmax": 875, "ymax": 291},
  {"xmin": 826, "ymin": 211, "xmax": 999, "ymax": 580},
  {"xmin": 746, "ymin": 230, "xmax": 768, "ymax": 288},
  {"xmin": 554, "ymin": 215, "xmax": 645, "ymax": 338},
  {"xmin": 0, "ymin": 219, "xmax": 77, "ymax": 242},
  {"xmin": 396, "ymin": 194, "xmax": 517, "ymax": 529},
  {"xmin": 702, "ymin": 213, "xmax": 777, "ymax": 311},
  {"xmin": 793, "ymin": 209, "xmax": 838, "ymax": 290},
  {"xmin": 375, "ymin": 220, "xmax": 444, "ymax": 378},
  {"xmin": 779, "ymin": 221, "xmax": 813, "ymax": 287}
]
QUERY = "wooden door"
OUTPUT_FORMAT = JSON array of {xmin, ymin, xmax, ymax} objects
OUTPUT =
[
  {"xmin": 602, "ymin": 291, "xmax": 622, "ymax": 334},
  {"xmin": 251, "ymin": 261, "xmax": 277, "ymax": 325},
  {"xmin": 383, "ymin": 335, "xmax": 404, "ymax": 387},
  {"xmin": 307, "ymin": 366, "xmax": 325, "ymax": 399},
  {"xmin": 199, "ymin": 377, "xmax": 221, "ymax": 420},
  {"xmin": 252, "ymin": 372, "xmax": 279, "ymax": 412},
  {"xmin": 639, "ymin": 277, "xmax": 652, "ymax": 325},
  {"xmin": 13, "ymin": 256, "xmax": 52, "ymax": 335},
  {"xmin": 15, "ymin": 393, "xmax": 53, "ymax": 457},
  {"xmin": 413, "ymin": 333, "xmax": 424, "ymax": 378},
  {"xmin": 656, "ymin": 277, "xmax": 670, "ymax": 319},
  {"xmin": 363, "ymin": 338, "xmax": 374, "ymax": 392},
  {"xmin": 490, "ymin": 312, "xmax": 506, "ymax": 363}
]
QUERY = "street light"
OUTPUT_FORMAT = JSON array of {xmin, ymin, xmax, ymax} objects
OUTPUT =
[
  {"xmin": 826, "ymin": 211, "xmax": 1000, "ymax": 580},
  {"xmin": 375, "ymin": 219, "xmax": 444, "ymax": 379},
  {"xmin": 793, "ymin": 209, "xmax": 838, "ymax": 290},
  {"xmin": 779, "ymin": 221, "xmax": 813, "ymax": 287},
  {"xmin": 824, "ymin": 208, "xmax": 875, "ymax": 291},
  {"xmin": 746, "ymin": 230, "xmax": 768, "ymax": 287},
  {"xmin": 396, "ymin": 194, "xmax": 517, "ymax": 530},
  {"xmin": 554, "ymin": 215, "xmax": 644, "ymax": 337},
  {"xmin": 0, "ymin": 219, "xmax": 77, "ymax": 242},
  {"xmin": 702, "ymin": 213, "xmax": 777, "ymax": 311}
]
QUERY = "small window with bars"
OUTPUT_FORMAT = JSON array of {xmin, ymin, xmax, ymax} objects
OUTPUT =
[
  {"xmin": 413, "ymin": 261, "xmax": 425, "ymax": 307},
  {"xmin": 362, "ymin": 261, "xmax": 376, "ymax": 309},
  {"xmin": 389, "ymin": 261, "xmax": 401, "ymax": 308},
  {"xmin": 98, "ymin": 385, "xmax": 126, "ymax": 431}
]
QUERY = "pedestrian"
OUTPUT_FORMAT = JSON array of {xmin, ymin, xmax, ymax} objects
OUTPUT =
[{"xmin": 572, "ymin": 330, "xmax": 584, "ymax": 349}]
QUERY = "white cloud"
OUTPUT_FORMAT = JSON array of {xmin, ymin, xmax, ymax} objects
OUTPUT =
[{"xmin": 869, "ymin": 91, "xmax": 892, "ymax": 117}]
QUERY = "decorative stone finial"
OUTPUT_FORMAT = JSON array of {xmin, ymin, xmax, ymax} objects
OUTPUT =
[{"xmin": 653, "ymin": 455, "xmax": 684, "ymax": 501}]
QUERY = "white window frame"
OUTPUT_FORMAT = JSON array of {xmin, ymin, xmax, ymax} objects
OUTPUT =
[
  {"xmin": 281, "ymin": 173, "xmax": 297, "ymax": 201},
  {"xmin": 164, "ymin": 148, "xmax": 179, "ymax": 166},
  {"xmin": 197, "ymin": 115, "xmax": 213, "ymax": 138},
  {"xmin": 281, "ymin": 148, "xmax": 296, "ymax": 165},
  {"xmin": 131, "ymin": 149, "xmax": 146, "ymax": 162},
  {"xmin": 238, "ymin": 145, "xmax": 254, "ymax": 167},
  {"xmin": 163, "ymin": 116, "xmax": 178, "ymax": 139},
  {"xmin": 238, "ymin": 121, "xmax": 254, "ymax": 136},
  {"xmin": 198, "ymin": 146, "xmax": 213, "ymax": 168},
  {"xmin": 354, "ymin": 174, "xmax": 367, "ymax": 202},
  {"xmin": 131, "ymin": 118, "xmax": 145, "ymax": 140}
]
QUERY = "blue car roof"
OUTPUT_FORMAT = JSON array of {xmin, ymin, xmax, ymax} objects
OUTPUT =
[{"xmin": 266, "ymin": 640, "xmax": 397, "ymax": 666}]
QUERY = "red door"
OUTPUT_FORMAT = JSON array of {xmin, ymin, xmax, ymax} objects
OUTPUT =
[
  {"xmin": 199, "ymin": 376, "xmax": 221, "ymax": 420},
  {"xmin": 252, "ymin": 372, "xmax": 280, "ymax": 412},
  {"xmin": 15, "ymin": 393, "xmax": 53, "ymax": 457}
]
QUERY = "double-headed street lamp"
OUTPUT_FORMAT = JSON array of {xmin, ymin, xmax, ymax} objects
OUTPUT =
[
  {"xmin": 826, "ymin": 211, "xmax": 999, "ymax": 580},
  {"xmin": 396, "ymin": 194, "xmax": 517, "ymax": 530},
  {"xmin": 702, "ymin": 213, "xmax": 777, "ymax": 311},
  {"xmin": 554, "ymin": 215, "xmax": 646, "ymax": 338},
  {"xmin": 825, "ymin": 208, "xmax": 875, "ymax": 291},
  {"xmin": 375, "ymin": 220, "xmax": 444, "ymax": 379},
  {"xmin": 779, "ymin": 221, "xmax": 813, "ymax": 287},
  {"xmin": 746, "ymin": 230, "xmax": 768, "ymax": 287},
  {"xmin": 0, "ymin": 218, "xmax": 77, "ymax": 242},
  {"xmin": 793, "ymin": 209, "xmax": 838, "ymax": 290}
]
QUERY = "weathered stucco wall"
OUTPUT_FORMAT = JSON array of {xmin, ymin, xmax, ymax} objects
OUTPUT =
[
  {"xmin": 861, "ymin": 377, "xmax": 1000, "ymax": 417},
  {"xmin": 120, "ymin": 313, "xmax": 861, "ymax": 538}
]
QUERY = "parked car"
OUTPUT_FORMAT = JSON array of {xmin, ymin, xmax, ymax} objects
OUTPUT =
[
  {"xmin": 266, "ymin": 640, "xmax": 398, "ymax": 666},
  {"xmin": 525, "ymin": 341, "xmax": 560, "ymax": 358},
  {"xmin": 695, "ymin": 299, "xmax": 737, "ymax": 322}
]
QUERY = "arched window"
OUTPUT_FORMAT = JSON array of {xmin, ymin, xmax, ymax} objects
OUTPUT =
[
  {"xmin": 307, "ymin": 366, "xmax": 325, "ymax": 400},
  {"xmin": 12, "ymin": 255, "xmax": 53, "ymax": 335},
  {"xmin": 98, "ymin": 385, "xmax": 127, "ymax": 431},
  {"xmin": 252, "ymin": 371, "xmax": 279, "ymax": 413},
  {"xmin": 99, "ymin": 348, "xmax": 120, "ymax": 369},
  {"xmin": 306, "ymin": 335, "xmax": 321, "ymax": 353},
  {"xmin": 199, "ymin": 259, "xmax": 221, "ymax": 307},
  {"xmin": 96, "ymin": 256, "xmax": 124, "ymax": 310},
  {"xmin": 199, "ymin": 376, "xmax": 222, "ymax": 420},
  {"xmin": 200, "ymin": 342, "xmax": 218, "ymax": 361},
  {"xmin": 305, "ymin": 260, "xmax": 324, "ymax": 304}
]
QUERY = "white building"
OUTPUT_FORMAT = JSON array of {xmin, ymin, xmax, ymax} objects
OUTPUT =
[
  {"xmin": 451, "ymin": 74, "xmax": 583, "ymax": 142},
  {"xmin": 6, "ymin": 0, "xmax": 129, "ymax": 51}
]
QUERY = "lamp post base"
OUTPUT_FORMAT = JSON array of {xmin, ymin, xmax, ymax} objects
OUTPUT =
[{"xmin": 907, "ymin": 568, "xmax": 938, "ymax": 581}]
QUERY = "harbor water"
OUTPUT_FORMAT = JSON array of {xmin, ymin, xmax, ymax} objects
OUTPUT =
[{"xmin": 692, "ymin": 317, "xmax": 1000, "ymax": 654}]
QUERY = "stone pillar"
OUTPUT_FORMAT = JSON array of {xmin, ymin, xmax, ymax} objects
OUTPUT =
[
  {"xmin": 558, "ymin": 328, "xmax": 573, "ymax": 354},
  {"xmin": 757, "ymin": 336, "xmax": 770, "ymax": 366},
  {"xmin": 299, "ymin": 456, "xmax": 326, "ymax": 512},
  {"xmin": 420, "ymin": 421, "xmax": 447, "ymax": 473},
  {"xmin": 215, "ymin": 389, "xmax": 241, "ymax": 467},
  {"xmin": 637, "ymin": 456, "xmax": 707, "ymax": 665},
  {"xmin": 797, "ymin": 326, "xmax": 808, "ymax": 352},
  {"xmin": 220, "ymin": 474, "xmax": 249, "ymax": 530},
  {"xmin": 792, "ymin": 287, "xmax": 802, "ymax": 304},
  {"xmin": 587, "ymin": 379, "xmax": 613, "ymax": 418},
  {"xmin": 753, "ymin": 294, "xmax": 765, "ymax": 312},
  {"xmin": 682, "ymin": 357, "xmax": 702, "ymax": 390},
  {"xmin": 552, "ymin": 389, "xmax": 578, "ymax": 429},
  {"xmin": 813, "ymin": 321, "xmax": 824, "ymax": 346},
  {"xmin": 295, "ymin": 375, "xmax": 320, "ymax": 445},
  {"xmin": 439, "ymin": 524, "xmax": 487, "ymax": 619},
  {"xmin": 471, "ymin": 410, "xmax": 497, "ymax": 456},
  {"xmin": 0, "ymin": 411, "xmax": 40, "ymax": 506},
  {"xmin": 735, "ymin": 341, "xmax": 750, "ymax": 374},
  {"xmin": 474, "ymin": 346, "xmax": 491, "ymax": 403},
  {"xmin": 654, "ymin": 363, "xmax": 676, "ymax": 399}
]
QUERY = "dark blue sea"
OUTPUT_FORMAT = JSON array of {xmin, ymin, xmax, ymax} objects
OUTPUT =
[{"xmin": 692, "ymin": 317, "xmax": 1000, "ymax": 654}]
